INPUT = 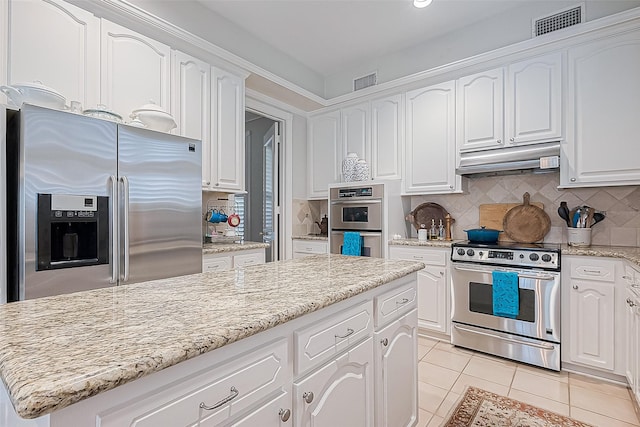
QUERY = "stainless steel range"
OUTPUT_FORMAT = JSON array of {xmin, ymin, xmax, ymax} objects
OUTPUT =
[{"xmin": 450, "ymin": 241, "xmax": 562, "ymax": 371}]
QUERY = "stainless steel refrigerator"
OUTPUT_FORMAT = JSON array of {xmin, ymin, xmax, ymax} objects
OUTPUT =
[{"xmin": 4, "ymin": 104, "xmax": 202, "ymax": 301}]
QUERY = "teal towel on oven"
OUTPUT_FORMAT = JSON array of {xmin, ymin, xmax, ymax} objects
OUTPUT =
[
  {"xmin": 342, "ymin": 232, "xmax": 362, "ymax": 256},
  {"xmin": 492, "ymin": 271, "xmax": 519, "ymax": 319}
]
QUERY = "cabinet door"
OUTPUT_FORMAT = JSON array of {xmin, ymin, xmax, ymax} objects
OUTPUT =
[
  {"xmin": 341, "ymin": 102, "xmax": 369, "ymax": 162},
  {"xmin": 210, "ymin": 67, "xmax": 244, "ymax": 192},
  {"xmin": 507, "ymin": 52, "xmax": 562, "ymax": 145},
  {"xmin": 307, "ymin": 111, "xmax": 341, "ymax": 198},
  {"xmin": 101, "ymin": 19, "xmax": 171, "ymax": 121},
  {"xmin": 625, "ymin": 288, "xmax": 637, "ymax": 390},
  {"xmin": 226, "ymin": 390, "xmax": 291, "ymax": 427},
  {"xmin": 203, "ymin": 255, "xmax": 232, "ymax": 272},
  {"xmin": 569, "ymin": 281, "xmax": 615, "ymax": 370},
  {"xmin": 371, "ymin": 94, "xmax": 402, "ymax": 180},
  {"xmin": 294, "ymin": 337, "xmax": 373, "ymax": 427},
  {"xmin": 374, "ymin": 310, "xmax": 418, "ymax": 427},
  {"xmin": 563, "ymin": 30, "xmax": 640, "ymax": 187},
  {"xmin": 456, "ymin": 68, "xmax": 504, "ymax": 152},
  {"xmin": 404, "ymin": 81, "xmax": 459, "ymax": 194},
  {"xmin": 417, "ymin": 265, "xmax": 449, "ymax": 334},
  {"xmin": 171, "ymin": 51, "xmax": 211, "ymax": 187},
  {"xmin": 7, "ymin": 0, "xmax": 100, "ymax": 108}
]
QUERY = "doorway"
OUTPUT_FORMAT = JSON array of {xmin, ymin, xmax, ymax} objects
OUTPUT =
[{"xmin": 241, "ymin": 111, "xmax": 281, "ymax": 262}]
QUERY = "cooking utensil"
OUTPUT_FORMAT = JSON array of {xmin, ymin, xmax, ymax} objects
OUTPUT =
[
  {"xmin": 558, "ymin": 201, "xmax": 571, "ymax": 227},
  {"xmin": 592, "ymin": 212, "xmax": 605, "ymax": 226},
  {"xmin": 502, "ymin": 192, "xmax": 551, "ymax": 243},
  {"xmin": 463, "ymin": 226, "xmax": 501, "ymax": 244},
  {"xmin": 585, "ymin": 207, "xmax": 595, "ymax": 228},
  {"xmin": 406, "ymin": 202, "xmax": 449, "ymax": 232},
  {"xmin": 227, "ymin": 213, "xmax": 241, "ymax": 227}
]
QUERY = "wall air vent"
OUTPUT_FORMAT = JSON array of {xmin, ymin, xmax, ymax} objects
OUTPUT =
[
  {"xmin": 353, "ymin": 72, "xmax": 377, "ymax": 91},
  {"xmin": 533, "ymin": 4, "xmax": 584, "ymax": 37}
]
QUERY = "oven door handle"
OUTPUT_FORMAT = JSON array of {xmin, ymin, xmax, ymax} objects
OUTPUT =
[
  {"xmin": 453, "ymin": 324, "xmax": 557, "ymax": 351},
  {"xmin": 331, "ymin": 231, "xmax": 381, "ymax": 237},
  {"xmin": 330, "ymin": 199, "xmax": 382, "ymax": 205},
  {"xmin": 452, "ymin": 265, "xmax": 555, "ymax": 281}
]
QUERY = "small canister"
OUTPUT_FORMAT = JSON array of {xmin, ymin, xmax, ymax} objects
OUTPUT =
[{"xmin": 418, "ymin": 224, "xmax": 428, "ymax": 242}]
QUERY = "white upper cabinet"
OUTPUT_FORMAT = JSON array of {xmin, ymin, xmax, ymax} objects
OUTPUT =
[
  {"xmin": 171, "ymin": 51, "xmax": 211, "ymax": 187},
  {"xmin": 342, "ymin": 102, "xmax": 369, "ymax": 162},
  {"xmin": 506, "ymin": 52, "xmax": 562, "ymax": 145},
  {"xmin": 308, "ymin": 110, "xmax": 341, "ymax": 199},
  {"xmin": 562, "ymin": 29, "xmax": 640, "ymax": 187},
  {"xmin": 456, "ymin": 68, "xmax": 504, "ymax": 152},
  {"xmin": 210, "ymin": 66, "xmax": 245, "ymax": 192},
  {"xmin": 404, "ymin": 81, "xmax": 460, "ymax": 194},
  {"xmin": 101, "ymin": 19, "xmax": 171, "ymax": 121},
  {"xmin": 6, "ymin": 0, "xmax": 100, "ymax": 108},
  {"xmin": 371, "ymin": 94, "xmax": 403, "ymax": 180}
]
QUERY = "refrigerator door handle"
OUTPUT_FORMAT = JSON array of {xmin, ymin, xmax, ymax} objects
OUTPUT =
[
  {"xmin": 120, "ymin": 176, "xmax": 130, "ymax": 282},
  {"xmin": 109, "ymin": 175, "xmax": 118, "ymax": 284}
]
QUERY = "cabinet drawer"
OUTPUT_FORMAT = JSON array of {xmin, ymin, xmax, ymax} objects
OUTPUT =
[
  {"xmin": 234, "ymin": 252, "xmax": 265, "ymax": 268},
  {"xmin": 389, "ymin": 247, "xmax": 447, "ymax": 266},
  {"xmin": 295, "ymin": 300, "xmax": 373, "ymax": 375},
  {"xmin": 570, "ymin": 258, "xmax": 616, "ymax": 282},
  {"xmin": 203, "ymin": 255, "xmax": 233, "ymax": 272},
  {"xmin": 374, "ymin": 282, "xmax": 418, "ymax": 328},
  {"xmin": 98, "ymin": 339, "xmax": 288, "ymax": 427},
  {"xmin": 292, "ymin": 240, "xmax": 328, "ymax": 254}
]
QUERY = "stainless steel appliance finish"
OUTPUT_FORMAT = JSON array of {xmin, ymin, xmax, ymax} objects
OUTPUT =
[
  {"xmin": 5, "ymin": 104, "xmax": 202, "ymax": 300},
  {"xmin": 456, "ymin": 142, "xmax": 560, "ymax": 176},
  {"xmin": 329, "ymin": 184, "xmax": 384, "ymax": 257},
  {"xmin": 450, "ymin": 241, "xmax": 562, "ymax": 371}
]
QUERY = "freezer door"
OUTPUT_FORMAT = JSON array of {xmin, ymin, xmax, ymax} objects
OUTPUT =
[
  {"xmin": 117, "ymin": 126, "xmax": 202, "ymax": 285},
  {"xmin": 17, "ymin": 105, "xmax": 118, "ymax": 300}
]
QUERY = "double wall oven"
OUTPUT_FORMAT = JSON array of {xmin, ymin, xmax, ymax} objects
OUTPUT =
[
  {"xmin": 329, "ymin": 184, "xmax": 383, "ymax": 258},
  {"xmin": 450, "ymin": 242, "xmax": 561, "ymax": 371}
]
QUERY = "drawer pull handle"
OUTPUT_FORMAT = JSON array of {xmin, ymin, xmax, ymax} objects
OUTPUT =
[
  {"xmin": 583, "ymin": 269, "xmax": 602, "ymax": 275},
  {"xmin": 199, "ymin": 386, "xmax": 239, "ymax": 411},
  {"xmin": 381, "ymin": 338, "xmax": 389, "ymax": 346},
  {"xmin": 335, "ymin": 328, "xmax": 354, "ymax": 339},
  {"xmin": 397, "ymin": 298, "xmax": 410, "ymax": 305},
  {"xmin": 623, "ymin": 275, "xmax": 633, "ymax": 280},
  {"xmin": 413, "ymin": 255, "xmax": 423, "ymax": 260},
  {"xmin": 279, "ymin": 408, "xmax": 291, "ymax": 422},
  {"xmin": 303, "ymin": 391, "xmax": 314, "ymax": 404}
]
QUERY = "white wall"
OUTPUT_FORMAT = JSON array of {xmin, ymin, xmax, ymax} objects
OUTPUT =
[
  {"xmin": 291, "ymin": 114, "xmax": 308, "ymax": 200},
  {"xmin": 324, "ymin": 0, "xmax": 640, "ymax": 98}
]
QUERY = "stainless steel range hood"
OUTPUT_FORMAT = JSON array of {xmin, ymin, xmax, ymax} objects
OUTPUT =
[{"xmin": 456, "ymin": 142, "xmax": 560, "ymax": 176}]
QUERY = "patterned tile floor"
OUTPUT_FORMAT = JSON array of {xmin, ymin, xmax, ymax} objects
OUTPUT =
[{"xmin": 417, "ymin": 336, "xmax": 640, "ymax": 427}]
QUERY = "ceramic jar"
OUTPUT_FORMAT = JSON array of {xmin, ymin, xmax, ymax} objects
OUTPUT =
[
  {"xmin": 354, "ymin": 159, "xmax": 370, "ymax": 181},
  {"xmin": 342, "ymin": 152, "xmax": 359, "ymax": 182}
]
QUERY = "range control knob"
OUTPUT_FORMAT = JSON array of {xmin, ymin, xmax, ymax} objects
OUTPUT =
[
  {"xmin": 466, "ymin": 249, "xmax": 475, "ymax": 256},
  {"xmin": 542, "ymin": 254, "xmax": 552, "ymax": 262},
  {"xmin": 478, "ymin": 251, "xmax": 483, "ymax": 257},
  {"xmin": 519, "ymin": 254, "xmax": 525, "ymax": 259},
  {"xmin": 529, "ymin": 253, "xmax": 539, "ymax": 261},
  {"xmin": 457, "ymin": 248, "xmax": 466, "ymax": 256}
]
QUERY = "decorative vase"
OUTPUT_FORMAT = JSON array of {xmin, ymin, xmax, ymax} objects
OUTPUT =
[
  {"xmin": 342, "ymin": 152, "xmax": 359, "ymax": 182},
  {"xmin": 354, "ymin": 159, "xmax": 369, "ymax": 181}
]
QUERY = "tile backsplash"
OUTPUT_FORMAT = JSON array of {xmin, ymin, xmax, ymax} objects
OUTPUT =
[
  {"xmin": 411, "ymin": 172, "xmax": 640, "ymax": 246},
  {"xmin": 293, "ymin": 199, "xmax": 328, "ymax": 236}
]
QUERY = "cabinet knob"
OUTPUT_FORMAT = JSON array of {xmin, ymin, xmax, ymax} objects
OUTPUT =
[
  {"xmin": 215, "ymin": 182, "xmax": 220, "ymax": 186},
  {"xmin": 497, "ymin": 139, "xmax": 502, "ymax": 144},
  {"xmin": 206, "ymin": 181, "xmax": 211, "ymax": 185},
  {"xmin": 303, "ymin": 391, "xmax": 314, "ymax": 404},
  {"xmin": 381, "ymin": 338, "xmax": 389, "ymax": 346},
  {"xmin": 510, "ymin": 137, "xmax": 515, "ymax": 142},
  {"xmin": 440, "ymin": 271, "xmax": 444, "ymax": 276},
  {"xmin": 279, "ymin": 408, "xmax": 291, "ymax": 422},
  {"xmin": 628, "ymin": 298, "xmax": 637, "ymax": 307},
  {"xmin": 573, "ymin": 285, "xmax": 578, "ymax": 290},
  {"xmin": 570, "ymin": 178, "xmax": 576, "ymax": 182}
]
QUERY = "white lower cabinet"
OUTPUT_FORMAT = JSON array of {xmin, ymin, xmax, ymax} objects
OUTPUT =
[
  {"xmin": 389, "ymin": 246, "xmax": 450, "ymax": 335},
  {"xmin": 202, "ymin": 249, "xmax": 266, "ymax": 271},
  {"xmin": 226, "ymin": 390, "xmax": 292, "ymax": 427},
  {"xmin": 293, "ymin": 337, "xmax": 374, "ymax": 427},
  {"xmin": 624, "ymin": 287, "xmax": 639, "ymax": 404},
  {"xmin": 374, "ymin": 309, "xmax": 418, "ymax": 427},
  {"xmin": 292, "ymin": 239, "xmax": 328, "ymax": 259}
]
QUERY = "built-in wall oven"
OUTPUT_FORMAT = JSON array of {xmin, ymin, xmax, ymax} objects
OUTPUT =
[
  {"xmin": 450, "ymin": 242, "xmax": 561, "ymax": 371},
  {"xmin": 329, "ymin": 184, "xmax": 383, "ymax": 258}
]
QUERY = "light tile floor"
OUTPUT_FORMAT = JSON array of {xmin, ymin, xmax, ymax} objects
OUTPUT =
[{"xmin": 417, "ymin": 336, "xmax": 640, "ymax": 427}]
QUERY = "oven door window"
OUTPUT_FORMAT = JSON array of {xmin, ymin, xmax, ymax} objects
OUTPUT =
[
  {"xmin": 469, "ymin": 282, "xmax": 535, "ymax": 322},
  {"xmin": 342, "ymin": 206, "xmax": 368, "ymax": 223}
]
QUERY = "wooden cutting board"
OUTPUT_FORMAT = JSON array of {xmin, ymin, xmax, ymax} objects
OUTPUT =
[{"xmin": 479, "ymin": 201, "xmax": 544, "ymax": 242}]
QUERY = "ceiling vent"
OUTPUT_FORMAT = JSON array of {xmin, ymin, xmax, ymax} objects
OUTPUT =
[
  {"xmin": 533, "ymin": 3, "xmax": 584, "ymax": 37},
  {"xmin": 354, "ymin": 72, "xmax": 377, "ymax": 91}
]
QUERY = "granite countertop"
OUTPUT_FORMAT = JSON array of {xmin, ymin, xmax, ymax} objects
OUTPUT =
[
  {"xmin": 389, "ymin": 238, "xmax": 458, "ymax": 248},
  {"xmin": 0, "ymin": 255, "xmax": 424, "ymax": 419},
  {"xmin": 202, "ymin": 240, "xmax": 270, "ymax": 254},
  {"xmin": 292, "ymin": 234, "xmax": 328, "ymax": 241},
  {"xmin": 561, "ymin": 244, "xmax": 640, "ymax": 267}
]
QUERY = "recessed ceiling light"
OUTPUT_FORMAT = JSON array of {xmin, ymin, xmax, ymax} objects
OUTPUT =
[{"xmin": 413, "ymin": 0, "xmax": 433, "ymax": 8}]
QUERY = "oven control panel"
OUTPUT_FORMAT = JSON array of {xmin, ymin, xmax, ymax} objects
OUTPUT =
[{"xmin": 451, "ymin": 245, "xmax": 560, "ymax": 270}]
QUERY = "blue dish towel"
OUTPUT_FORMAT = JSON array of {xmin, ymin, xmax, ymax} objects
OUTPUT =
[
  {"xmin": 492, "ymin": 271, "xmax": 519, "ymax": 319},
  {"xmin": 342, "ymin": 232, "xmax": 362, "ymax": 256}
]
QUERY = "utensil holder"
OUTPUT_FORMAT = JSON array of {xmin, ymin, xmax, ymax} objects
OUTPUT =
[{"xmin": 567, "ymin": 228, "xmax": 592, "ymax": 246}]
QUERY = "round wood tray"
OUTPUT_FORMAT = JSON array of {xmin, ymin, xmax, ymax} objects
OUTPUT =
[
  {"xmin": 502, "ymin": 193, "xmax": 551, "ymax": 243},
  {"xmin": 406, "ymin": 202, "xmax": 450, "ymax": 231}
]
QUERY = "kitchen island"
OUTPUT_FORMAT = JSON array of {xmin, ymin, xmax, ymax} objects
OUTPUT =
[{"xmin": 0, "ymin": 254, "xmax": 423, "ymax": 426}]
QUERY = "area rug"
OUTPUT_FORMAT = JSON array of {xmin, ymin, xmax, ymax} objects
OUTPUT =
[{"xmin": 442, "ymin": 386, "xmax": 594, "ymax": 427}]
